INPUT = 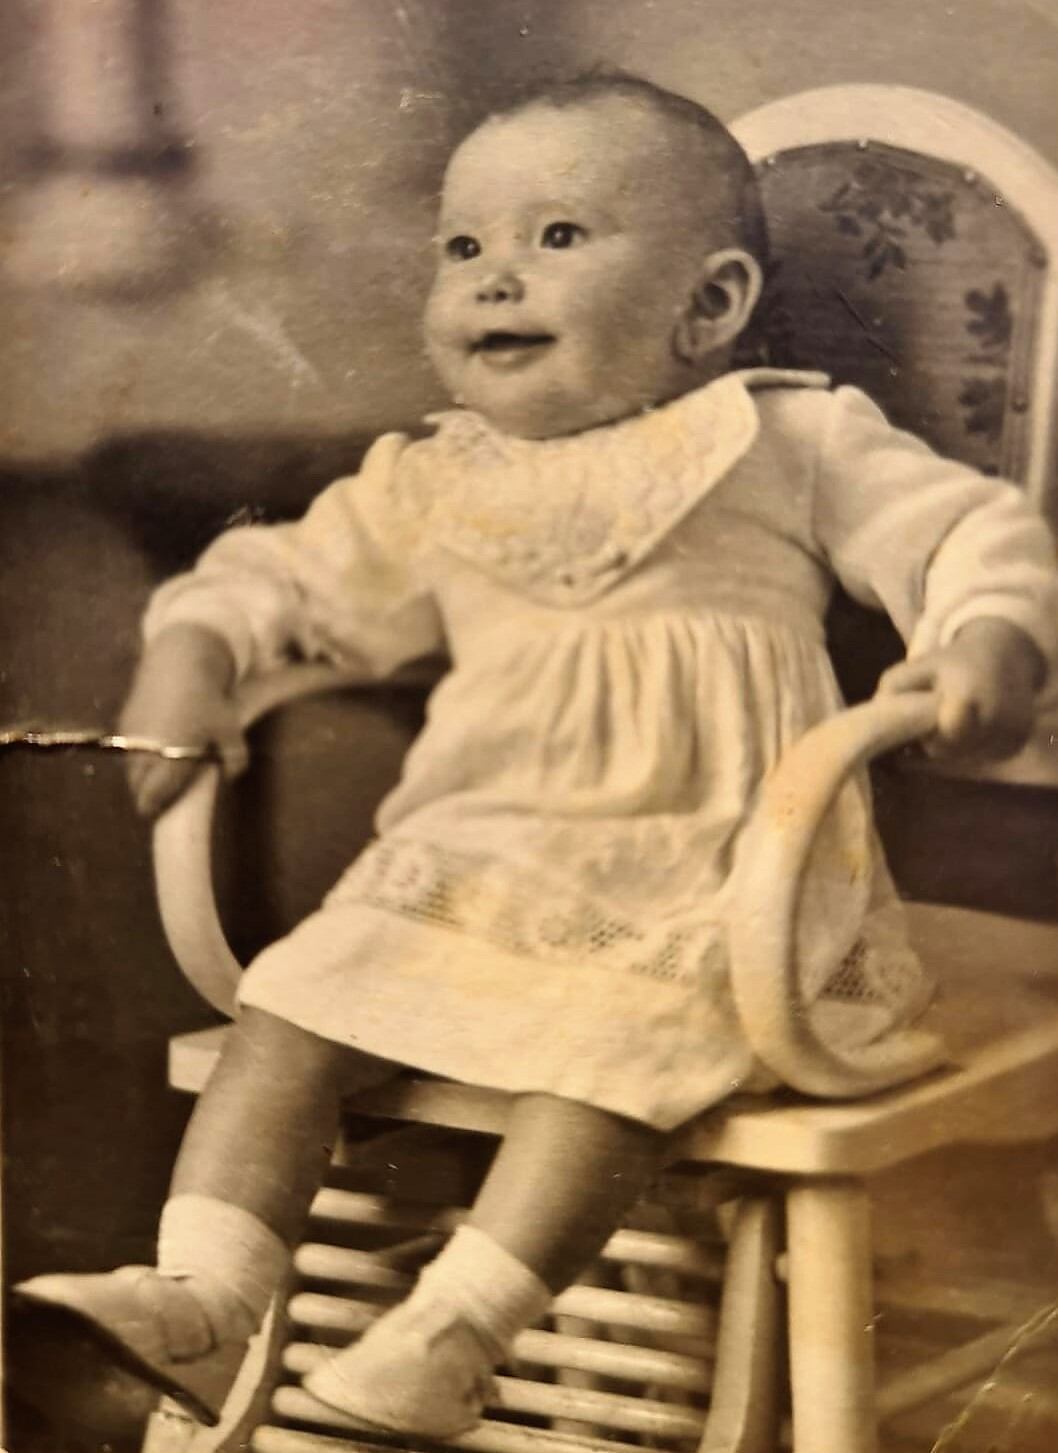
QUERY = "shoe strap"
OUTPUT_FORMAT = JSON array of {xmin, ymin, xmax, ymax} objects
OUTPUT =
[{"xmin": 118, "ymin": 1267, "xmax": 217, "ymax": 1362}]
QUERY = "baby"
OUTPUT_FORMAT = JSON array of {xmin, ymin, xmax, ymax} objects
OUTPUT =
[{"xmin": 17, "ymin": 74, "xmax": 1057, "ymax": 1439}]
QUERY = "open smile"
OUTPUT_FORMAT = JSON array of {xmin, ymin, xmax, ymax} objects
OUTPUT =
[{"xmin": 471, "ymin": 331, "xmax": 557, "ymax": 369}]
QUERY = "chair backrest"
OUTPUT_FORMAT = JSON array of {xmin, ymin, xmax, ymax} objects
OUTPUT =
[{"xmin": 732, "ymin": 85, "xmax": 1058, "ymax": 518}]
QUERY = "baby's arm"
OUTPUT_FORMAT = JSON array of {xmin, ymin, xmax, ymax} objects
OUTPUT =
[
  {"xmin": 811, "ymin": 387, "xmax": 1058, "ymax": 761},
  {"xmin": 878, "ymin": 616, "xmax": 1045, "ymax": 760},
  {"xmin": 121, "ymin": 622, "xmax": 244, "ymax": 818},
  {"xmin": 125, "ymin": 432, "xmax": 440, "ymax": 818}
]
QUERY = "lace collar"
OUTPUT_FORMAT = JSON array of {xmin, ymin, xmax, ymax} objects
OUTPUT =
[{"xmin": 407, "ymin": 368, "xmax": 828, "ymax": 607}]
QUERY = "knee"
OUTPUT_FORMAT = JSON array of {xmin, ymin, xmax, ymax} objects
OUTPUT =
[
  {"xmin": 513, "ymin": 1092, "xmax": 663, "ymax": 1160},
  {"xmin": 229, "ymin": 1008, "xmax": 348, "ymax": 1084}
]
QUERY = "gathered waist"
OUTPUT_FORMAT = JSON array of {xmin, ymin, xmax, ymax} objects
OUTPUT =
[
  {"xmin": 379, "ymin": 602, "xmax": 847, "ymax": 838},
  {"xmin": 450, "ymin": 598, "xmax": 828, "ymax": 669}
]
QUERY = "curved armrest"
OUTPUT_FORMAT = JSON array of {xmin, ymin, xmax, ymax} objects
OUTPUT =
[
  {"xmin": 152, "ymin": 662, "xmax": 428, "ymax": 1016},
  {"xmin": 730, "ymin": 691, "xmax": 944, "ymax": 1098}
]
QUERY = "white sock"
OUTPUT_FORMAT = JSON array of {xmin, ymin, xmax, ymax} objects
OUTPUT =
[
  {"xmin": 411, "ymin": 1225, "xmax": 553, "ymax": 1357},
  {"xmin": 157, "ymin": 1193, "xmax": 289, "ymax": 1342}
]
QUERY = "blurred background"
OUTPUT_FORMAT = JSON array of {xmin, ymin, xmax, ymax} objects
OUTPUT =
[
  {"xmin": 1, "ymin": 3, "xmax": 1057, "ymax": 1448},
  {"xmin": 2, "ymin": 0, "xmax": 1058, "ymax": 460}
]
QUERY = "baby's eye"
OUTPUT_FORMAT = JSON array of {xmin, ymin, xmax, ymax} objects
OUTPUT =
[
  {"xmin": 540, "ymin": 221, "xmax": 585, "ymax": 250},
  {"xmin": 444, "ymin": 234, "xmax": 481, "ymax": 261}
]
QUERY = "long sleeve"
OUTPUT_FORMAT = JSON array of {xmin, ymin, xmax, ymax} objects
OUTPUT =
[
  {"xmin": 143, "ymin": 432, "xmax": 444, "ymax": 681},
  {"xmin": 811, "ymin": 386, "xmax": 1058, "ymax": 671}
]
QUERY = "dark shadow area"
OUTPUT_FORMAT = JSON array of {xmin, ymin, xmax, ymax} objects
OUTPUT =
[
  {"xmin": 0, "ymin": 426, "xmax": 408, "ymax": 1289},
  {"xmin": 0, "ymin": 428, "xmax": 425, "ymax": 1449}
]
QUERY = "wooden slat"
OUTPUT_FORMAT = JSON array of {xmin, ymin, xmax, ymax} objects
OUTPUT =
[
  {"xmin": 253, "ymin": 1420, "xmax": 640, "ymax": 1453},
  {"xmin": 270, "ymin": 1381, "xmax": 704, "ymax": 1444},
  {"xmin": 308, "ymin": 1191, "xmax": 723, "ymax": 1278},
  {"xmin": 311, "ymin": 1187, "xmax": 462, "ymax": 1232},
  {"xmin": 253, "ymin": 1429, "xmax": 396, "ymax": 1453},
  {"xmin": 489, "ymin": 1375, "xmax": 705, "ymax": 1438},
  {"xmin": 289, "ymin": 1283, "xmax": 715, "ymax": 1342},
  {"xmin": 288, "ymin": 1292, "xmax": 381, "ymax": 1339},
  {"xmin": 295, "ymin": 1236, "xmax": 719, "ymax": 1296},
  {"xmin": 293, "ymin": 1244, "xmax": 411, "ymax": 1291},
  {"xmin": 283, "ymin": 1327, "xmax": 713, "ymax": 1393},
  {"xmin": 255, "ymin": 1406, "xmax": 641, "ymax": 1453}
]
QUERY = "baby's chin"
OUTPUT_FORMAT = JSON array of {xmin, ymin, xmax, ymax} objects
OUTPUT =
[{"xmin": 456, "ymin": 380, "xmax": 702, "ymax": 441}]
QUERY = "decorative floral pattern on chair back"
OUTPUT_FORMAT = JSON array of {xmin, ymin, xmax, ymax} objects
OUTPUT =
[{"xmin": 742, "ymin": 141, "xmax": 1047, "ymax": 482}]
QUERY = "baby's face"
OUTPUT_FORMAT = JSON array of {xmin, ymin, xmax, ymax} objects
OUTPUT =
[{"xmin": 424, "ymin": 98, "xmax": 728, "ymax": 439}]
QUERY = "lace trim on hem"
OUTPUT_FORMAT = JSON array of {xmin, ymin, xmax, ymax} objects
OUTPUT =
[
  {"xmin": 332, "ymin": 838, "xmax": 726, "ymax": 986},
  {"xmin": 332, "ymin": 838, "xmax": 918, "ymax": 1009}
]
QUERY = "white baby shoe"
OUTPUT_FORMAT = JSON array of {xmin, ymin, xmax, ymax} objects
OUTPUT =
[
  {"xmin": 304, "ymin": 1225, "xmax": 552, "ymax": 1438},
  {"xmin": 304, "ymin": 1294, "xmax": 498, "ymax": 1437},
  {"xmin": 13, "ymin": 1266, "xmax": 250, "ymax": 1427}
]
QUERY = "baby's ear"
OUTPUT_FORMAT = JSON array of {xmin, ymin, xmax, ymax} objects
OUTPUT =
[{"xmin": 674, "ymin": 248, "xmax": 764, "ymax": 365}]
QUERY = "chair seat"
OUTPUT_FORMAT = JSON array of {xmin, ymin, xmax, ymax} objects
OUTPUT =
[{"xmin": 168, "ymin": 903, "xmax": 1058, "ymax": 1180}]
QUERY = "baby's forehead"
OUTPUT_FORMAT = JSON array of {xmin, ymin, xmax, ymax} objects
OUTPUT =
[{"xmin": 441, "ymin": 97, "xmax": 705, "ymax": 218}]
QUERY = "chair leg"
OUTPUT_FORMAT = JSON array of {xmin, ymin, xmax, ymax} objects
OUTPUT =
[
  {"xmin": 699, "ymin": 1195, "xmax": 783, "ymax": 1453},
  {"xmin": 786, "ymin": 1177, "xmax": 877, "ymax": 1453}
]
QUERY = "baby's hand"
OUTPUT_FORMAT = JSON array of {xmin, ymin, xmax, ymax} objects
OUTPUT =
[
  {"xmin": 120, "ymin": 625, "xmax": 246, "ymax": 818},
  {"xmin": 878, "ymin": 617, "xmax": 1045, "ymax": 761}
]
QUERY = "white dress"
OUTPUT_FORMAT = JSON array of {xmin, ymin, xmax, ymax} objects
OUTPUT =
[{"xmin": 146, "ymin": 369, "xmax": 1058, "ymax": 1129}]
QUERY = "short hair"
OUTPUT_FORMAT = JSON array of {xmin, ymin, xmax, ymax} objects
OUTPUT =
[{"xmin": 483, "ymin": 71, "xmax": 768, "ymax": 268}]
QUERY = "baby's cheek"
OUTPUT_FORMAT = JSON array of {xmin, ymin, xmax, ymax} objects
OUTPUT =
[
  {"xmin": 564, "ymin": 284, "xmax": 628, "ymax": 345},
  {"xmin": 423, "ymin": 282, "xmax": 459, "ymax": 341}
]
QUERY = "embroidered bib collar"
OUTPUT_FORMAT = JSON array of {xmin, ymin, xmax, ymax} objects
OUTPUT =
[{"xmin": 407, "ymin": 367, "xmax": 828, "ymax": 607}]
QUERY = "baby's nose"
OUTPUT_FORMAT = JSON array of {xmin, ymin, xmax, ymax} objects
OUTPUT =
[{"xmin": 475, "ymin": 269, "xmax": 524, "ymax": 304}]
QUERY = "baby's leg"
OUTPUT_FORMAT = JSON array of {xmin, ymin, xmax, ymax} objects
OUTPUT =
[
  {"xmin": 170, "ymin": 1005, "xmax": 373, "ymax": 1241},
  {"xmin": 469, "ymin": 1091, "xmax": 664, "ymax": 1291},
  {"xmin": 305, "ymin": 1093, "xmax": 665, "ymax": 1434},
  {"xmin": 16, "ymin": 1007, "xmax": 400, "ymax": 1428},
  {"xmin": 157, "ymin": 1006, "xmax": 398, "ymax": 1328}
]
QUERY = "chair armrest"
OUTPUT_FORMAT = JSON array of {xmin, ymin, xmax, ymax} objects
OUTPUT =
[
  {"xmin": 731, "ymin": 691, "xmax": 945, "ymax": 1098},
  {"xmin": 151, "ymin": 662, "xmax": 428, "ymax": 1015}
]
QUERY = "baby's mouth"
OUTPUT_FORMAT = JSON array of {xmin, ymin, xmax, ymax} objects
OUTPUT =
[{"xmin": 471, "ymin": 330, "xmax": 556, "ymax": 368}]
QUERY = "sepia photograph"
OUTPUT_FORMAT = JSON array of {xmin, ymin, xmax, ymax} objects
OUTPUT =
[{"xmin": 3, "ymin": 3, "xmax": 1058, "ymax": 1450}]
